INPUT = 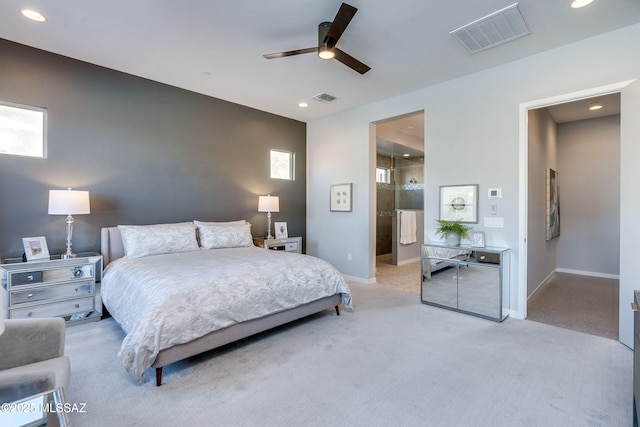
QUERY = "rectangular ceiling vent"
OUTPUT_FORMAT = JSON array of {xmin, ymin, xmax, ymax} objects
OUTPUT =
[
  {"xmin": 312, "ymin": 93, "xmax": 337, "ymax": 103},
  {"xmin": 450, "ymin": 3, "xmax": 530, "ymax": 54}
]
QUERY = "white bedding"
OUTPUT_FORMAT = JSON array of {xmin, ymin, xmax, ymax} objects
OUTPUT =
[{"xmin": 101, "ymin": 246, "xmax": 352, "ymax": 381}]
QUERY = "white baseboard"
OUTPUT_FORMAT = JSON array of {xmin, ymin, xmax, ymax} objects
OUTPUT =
[
  {"xmin": 396, "ymin": 257, "xmax": 420, "ymax": 266},
  {"xmin": 527, "ymin": 270, "xmax": 556, "ymax": 301},
  {"xmin": 342, "ymin": 274, "xmax": 376, "ymax": 284},
  {"xmin": 527, "ymin": 268, "xmax": 620, "ymax": 304},
  {"xmin": 508, "ymin": 309, "xmax": 525, "ymax": 320},
  {"xmin": 555, "ymin": 268, "xmax": 619, "ymax": 280}
]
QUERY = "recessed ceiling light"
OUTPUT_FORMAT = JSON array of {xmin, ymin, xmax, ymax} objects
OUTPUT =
[
  {"xmin": 571, "ymin": 0, "xmax": 595, "ymax": 9},
  {"xmin": 298, "ymin": 102, "xmax": 308, "ymax": 108},
  {"xmin": 403, "ymin": 153, "xmax": 410, "ymax": 157},
  {"xmin": 21, "ymin": 9, "xmax": 47, "ymax": 22},
  {"xmin": 588, "ymin": 102, "xmax": 603, "ymax": 111}
]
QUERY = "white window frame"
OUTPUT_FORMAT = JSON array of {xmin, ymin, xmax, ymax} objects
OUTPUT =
[
  {"xmin": 0, "ymin": 100, "xmax": 47, "ymax": 158},
  {"xmin": 376, "ymin": 167, "xmax": 391, "ymax": 184},
  {"xmin": 270, "ymin": 149, "xmax": 295, "ymax": 181}
]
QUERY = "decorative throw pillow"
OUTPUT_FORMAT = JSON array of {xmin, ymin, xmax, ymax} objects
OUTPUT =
[
  {"xmin": 118, "ymin": 222, "xmax": 199, "ymax": 258},
  {"xmin": 194, "ymin": 221, "xmax": 253, "ymax": 249}
]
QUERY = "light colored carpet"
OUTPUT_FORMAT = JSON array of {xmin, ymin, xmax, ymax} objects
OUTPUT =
[
  {"xmin": 527, "ymin": 272, "xmax": 619, "ymax": 340},
  {"xmin": 62, "ymin": 283, "xmax": 632, "ymax": 426}
]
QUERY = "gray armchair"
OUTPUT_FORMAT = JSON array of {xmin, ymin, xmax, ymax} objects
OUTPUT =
[{"xmin": 0, "ymin": 317, "xmax": 71, "ymax": 403}]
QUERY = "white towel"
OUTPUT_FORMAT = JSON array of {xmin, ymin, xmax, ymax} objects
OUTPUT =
[{"xmin": 399, "ymin": 211, "xmax": 417, "ymax": 245}]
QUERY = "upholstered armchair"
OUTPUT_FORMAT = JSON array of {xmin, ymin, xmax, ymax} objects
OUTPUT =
[{"xmin": 0, "ymin": 291, "xmax": 70, "ymax": 403}]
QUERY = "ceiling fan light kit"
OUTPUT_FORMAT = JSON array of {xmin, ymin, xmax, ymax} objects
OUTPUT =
[{"xmin": 263, "ymin": 3, "xmax": 370, "ymax": 74}]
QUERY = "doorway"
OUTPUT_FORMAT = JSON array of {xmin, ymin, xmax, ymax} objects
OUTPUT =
[
  {"xmin": 519, "ymin": 86, "xmax": 624, "ymax": 340},
  {"xmin": 373, "ymin": 111, "xmax": 424, "ymax": 293}
]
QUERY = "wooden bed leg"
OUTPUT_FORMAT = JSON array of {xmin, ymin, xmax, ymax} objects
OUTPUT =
[
  {"xmin": 156, "ymin": 367, "xmax": 163, "ymax": 387},
  {"xmin": 335, "ymin": 305, "xmax": 340, "ymax": 316}
]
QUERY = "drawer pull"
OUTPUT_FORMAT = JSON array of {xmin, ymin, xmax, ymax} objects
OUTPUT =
[
  {"xmin": 27, "ymin": 275, "xmax": 34, "ymax": 281},
  {"xmin": 27, "ymin": 293, "xmax": 34, "ymax": 299},
  {"xmin": 75, "ymin": 287, "xmax": 79, "ymax": 292},
  {"xmin": 632, "ymin": 302, "xmax": 639, "ymax": 312},
  {"xmin": 75, "ymin": 303, "xmax": 80, "ymax": 309},
  {"xmin": 27, "ymin": 312, "xmax": 33, "ymax": 317}
]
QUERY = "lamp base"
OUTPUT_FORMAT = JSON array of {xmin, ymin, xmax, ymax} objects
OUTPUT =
[{"xmin": 61, "ymin": 252, "xmax": 77, "ymax": 260}]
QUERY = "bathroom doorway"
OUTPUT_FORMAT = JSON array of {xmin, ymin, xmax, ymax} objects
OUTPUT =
[{"xmin": 374, "ymin": 111, "xmax": 425, "ymax": 292}]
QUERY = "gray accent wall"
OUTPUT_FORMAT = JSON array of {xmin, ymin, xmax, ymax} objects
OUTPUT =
[
  {"xmin": 0, "ymin": 39, "xmax": 306, "ymax": 259},
  {"xmin": 556, "ymin": 115, "xmax": 620, "ymax": 275}
]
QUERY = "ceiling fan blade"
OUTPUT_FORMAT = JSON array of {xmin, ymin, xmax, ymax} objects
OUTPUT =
[
  {"xmin": 333, "ymin": 48, "xmax": 370, "ymax": 74},
  {"xmin": 263, "ymin": 47, "xmax": 317, "ymax": 59},
  {"xmin": 325, "ymin": 3, "xmax": 358, "ymax": 46}
]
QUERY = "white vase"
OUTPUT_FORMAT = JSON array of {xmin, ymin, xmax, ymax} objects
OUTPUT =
[{"xmin": 445, "ymin": 232, "xmax": 461, "ymax": 246}]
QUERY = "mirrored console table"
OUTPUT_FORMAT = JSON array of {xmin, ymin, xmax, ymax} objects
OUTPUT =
[{"xmin": 420, "ymin": 243, "xmax": 510, "ymax": 322}]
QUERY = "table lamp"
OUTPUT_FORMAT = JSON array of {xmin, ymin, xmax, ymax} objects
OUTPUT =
[
  {"xmin": 258, "ymin": 195, "xmax": 279, "ymax": 240},
  {"xmin": 48, "ymin": 188, "xmax": 90, "ymax": 259}
]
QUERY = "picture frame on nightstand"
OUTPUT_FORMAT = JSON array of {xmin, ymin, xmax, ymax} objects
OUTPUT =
[
  {"xmin": 471, "ymin": 231, "xmax": 486, "ymax": 248},
  {"xmin": 274, "ymin": 222, "xmax": 288, "ymax": 239},
  {"xmin": 22, "ymin": 236, "xmax": 50, "ymax": 261}
]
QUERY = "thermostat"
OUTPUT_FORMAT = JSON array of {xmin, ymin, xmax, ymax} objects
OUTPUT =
[{"xmin": 488, "ymin": 188, "xmax": 502, "ymax": 198}]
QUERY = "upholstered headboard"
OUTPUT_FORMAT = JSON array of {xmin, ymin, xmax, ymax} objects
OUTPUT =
[{"xmin": 101, "ymin": 227, "xmax": 125, "ymax": 267}]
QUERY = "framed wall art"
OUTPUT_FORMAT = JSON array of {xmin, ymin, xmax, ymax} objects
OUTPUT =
[
  {"xmin": 439, "ymin": 184, "xmax": 478, "ymax": 223},
  {"xmin": 330, "ymin": 183, "xmax": 352, "ymax": 212},
  {"xmin": 22, "ymin": 236, "xmax": 50, "ymax": 261},
  {"xmin": 546, "ymin": 168, "xmax": 560, "ymax": 240}
]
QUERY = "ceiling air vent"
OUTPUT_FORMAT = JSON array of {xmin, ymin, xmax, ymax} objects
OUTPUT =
[
  {"xmin": 450, "ymin": 3, "xmax": 530, "ymax": 54},
  {"xmin": 312, "ymin": 93, "xmax": 337, "ymax": 103}
]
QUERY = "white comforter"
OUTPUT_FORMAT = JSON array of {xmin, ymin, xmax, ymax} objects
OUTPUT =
[{"xmin": 101, "ymin": 247, "xmax": 352, "ymax": 381}]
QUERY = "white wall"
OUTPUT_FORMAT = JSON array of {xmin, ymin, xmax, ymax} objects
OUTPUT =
[
  {"xmin": 557, "ymin": 115, "xmax": 620, "ymax": 276},
  {"xmin": 307, "ymin": 23, "xmax": 640, "ymax": 346}
]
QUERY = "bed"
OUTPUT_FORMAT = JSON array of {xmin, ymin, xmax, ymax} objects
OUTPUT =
[{"xmin": 100, "ymin": 221, "xmax": 352, "ymax": 386}]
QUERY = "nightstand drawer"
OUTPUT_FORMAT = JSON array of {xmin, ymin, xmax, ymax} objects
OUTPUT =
[
  {"xmin": 12, "ymin": 271, "xmax": 44, "ymax": 285},
  {"xmin": 11, "ymin": 281, "xmax": 94, "ymax": 305},
  {"xmin": 10, "ymin": 296, "xmax": 95, "ymax": 319},
  {"xmin": 284, "ymin": 242, "xmax": 298, "ymax": 252}
]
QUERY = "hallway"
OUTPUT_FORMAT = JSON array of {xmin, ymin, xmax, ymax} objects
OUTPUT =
[{"xmin": 527, "ymin": 272, "xmax": 619, "ymax": 340}]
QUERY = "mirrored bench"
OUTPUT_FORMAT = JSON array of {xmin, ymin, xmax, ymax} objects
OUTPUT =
[{"xmin": 420, "ymin": 243, "xmax": 510, "ymax": 322}]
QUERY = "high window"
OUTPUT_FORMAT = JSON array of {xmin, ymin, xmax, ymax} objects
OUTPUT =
[
  {"xmin": 270, "ymin": 149, "xmax": 295, "ymax": 180},
  {"xmin": 0, "ymin": 101, "xmax": 47, "ymax": 158}
]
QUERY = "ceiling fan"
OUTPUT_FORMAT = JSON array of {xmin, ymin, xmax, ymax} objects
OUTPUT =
[{"xmin": 263, "ymin": 3, "xmax": 371, "ymax": 75}]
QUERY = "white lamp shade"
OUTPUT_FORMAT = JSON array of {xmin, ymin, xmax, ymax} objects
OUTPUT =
[
  {"xmin": 258, "ymin": 195, "xmax": 279, "ymax": 213},
  {"xmin": 48, "ymin": 189, "xmax": 91, "ymax": 215}
]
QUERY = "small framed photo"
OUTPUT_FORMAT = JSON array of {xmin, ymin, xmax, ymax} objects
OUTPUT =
[
  {"xmin": 330, "ymin": 183, "xmax": 352, "ymax": 212},
  {"xmin": 274, "ymin": 222, "xmax": 288, "ymax": 239},
  {"xmin": 471, "ymin": 231, "xmax": 486, "ymax": 248},
  {"xmin": 22, "ymin": 236, "xmax": 50, "ymax": 261}
]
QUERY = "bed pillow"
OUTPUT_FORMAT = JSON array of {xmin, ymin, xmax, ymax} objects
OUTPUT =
[
  {"xmin": 118, "ymin": 222, "xmax": 199, "ymax": 259},
  {"xmin": 194, "ymin": 220, "xmax": 247, "ymax": 226},
  {"xmin": 194, "ymin": 220, "xmax": 253, "ymax": 249}
]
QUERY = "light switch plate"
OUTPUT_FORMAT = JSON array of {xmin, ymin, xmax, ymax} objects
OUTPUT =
[{"xmin": 484, "ymin": 217, "xmax": 504, "ymax": 228}]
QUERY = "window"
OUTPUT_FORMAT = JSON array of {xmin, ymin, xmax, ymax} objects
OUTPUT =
[
  {"xmin": 376, "ymin": 167, "xmax": 391, "ymax": 184},
  {"xmin": 0, "ymin": 101, "xmax": 47, "ymax": 158},
  {"xmin": 270, "ymin": 149, "xmax": 295, "ymax": 180}
]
